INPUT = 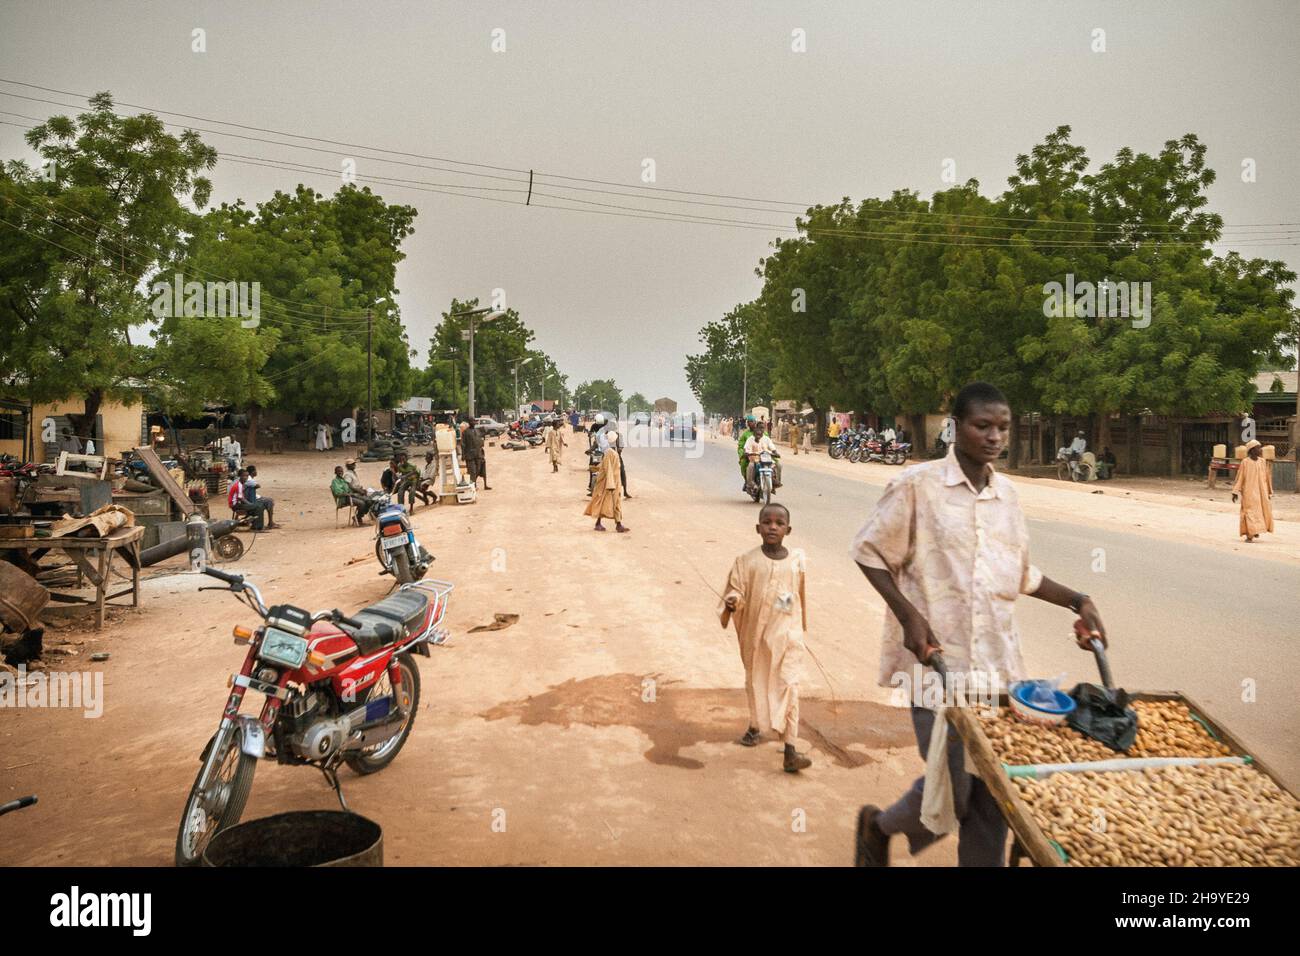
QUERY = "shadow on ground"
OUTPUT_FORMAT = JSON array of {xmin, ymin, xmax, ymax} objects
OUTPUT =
[{"xmin": 480, "ymin": 673, "xmax": 915, "ymax": 770}]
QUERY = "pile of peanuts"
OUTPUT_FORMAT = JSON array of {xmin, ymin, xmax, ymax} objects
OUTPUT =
[
  {"xmin": 1127, "ymin": 700, "xmax": 1234, "ymax": 758},
  {"xmin": 1014, "ymin": 763, "xmax": 1300, "ymax": 867},
  {"xmin": 978, "ymin": 699, "xmax": 1232, "ymax": 765}
]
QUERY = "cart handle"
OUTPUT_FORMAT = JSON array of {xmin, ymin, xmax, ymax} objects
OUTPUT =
[{"xmin": 1089, "ymin": 638, "xmax": 1114, "ymax": 691}]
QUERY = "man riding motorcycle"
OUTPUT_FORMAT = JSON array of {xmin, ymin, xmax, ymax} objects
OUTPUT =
[
  {"xmin": 736, "ymin": 414, "xmax": 757, "ymax": 489},
  {"xmin": 743, "ymin": 421, "xmax": 783, "ymax": 494}
]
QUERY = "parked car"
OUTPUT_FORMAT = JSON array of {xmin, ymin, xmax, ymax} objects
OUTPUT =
[
  {"xmin": 629, "ymin": 411, "xmax": 651, "ymax": 426},
  {"xmin": 476, "ymin": 417, "xmax": 508, "ymax": 436},
  {"xmin": 667, "ymin": 413, "xmax": 697, "ymax": 442}
]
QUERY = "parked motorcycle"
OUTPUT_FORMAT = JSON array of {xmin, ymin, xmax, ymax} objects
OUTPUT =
[
  {"xmin": 884, "ymin": 440, "xmax": 912, "ymax": 465},
  {"xmin": 174, "ymin": 567, "xmax": 453, "ymax": 865},
  {"xmin": 828, "ymin": 433, "xmax": 852, "ymax": 460},
  {"xmin": 858, "ymin": 439, "xmax": 886, "ymax": 464},
  {"xmin": 374, "ymin": 499, "xmax": 432, "ymax": 584}
]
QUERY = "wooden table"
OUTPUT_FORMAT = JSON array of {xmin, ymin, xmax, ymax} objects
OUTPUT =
[
  {"xmin": 1206, "ymin": 457, "xmax": 1240, "ymax": 489},
  {"xmin": 0, "ymin": 525, "xmax": 143, "ymax": 629}
]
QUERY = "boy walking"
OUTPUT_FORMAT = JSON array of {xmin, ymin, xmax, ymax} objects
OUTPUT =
[{"xmin": 720, "ymin": 503, "xmax": 811, "ymax": 773}]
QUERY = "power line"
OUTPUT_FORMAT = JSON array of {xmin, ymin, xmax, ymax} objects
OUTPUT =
[
  {"xmin": 6, "ymin": 112, "xmax": 1300, "ymax": 253},
  {"xmin": 3, "ymin": 79, "xmax": 1298, "ymax": 236}
]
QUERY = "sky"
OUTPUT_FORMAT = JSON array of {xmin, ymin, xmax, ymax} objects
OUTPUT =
[{"xmin": 2, "ymin": 0, "xmax": 1298, "ymax": 413}]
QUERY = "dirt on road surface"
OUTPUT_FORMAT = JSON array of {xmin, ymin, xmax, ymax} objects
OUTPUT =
[
  {"xmin": 1, "ymin": 437, "xmax": 937, "ymax": 867},
  {"xmin": 8, "ymin": 430, "xmax": 1294, "ymax": 865}
]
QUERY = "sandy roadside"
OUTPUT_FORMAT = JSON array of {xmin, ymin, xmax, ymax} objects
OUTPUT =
[
  {"xmin": 702, "ymin": 431, "xmax": 1300, "ymax": 567},
  {"xmin": 0, "ymin": 435, "xmax": 946, "ymax": 867}
]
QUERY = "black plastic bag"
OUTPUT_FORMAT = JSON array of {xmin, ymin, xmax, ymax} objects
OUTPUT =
[{"xmin": 1067, "ymin": 682, "xmax": 1139, "ymax": 752}]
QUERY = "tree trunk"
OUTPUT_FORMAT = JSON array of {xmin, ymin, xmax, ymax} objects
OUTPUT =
[
  {"xmin": 246, "ymin": 405, "xmax": 261, "ymax": 454},
  {"xmin": 75, "ymin": 388, "xmax": 104, "ymax": 451},
  {"xmin": 1166, "ymin": 420, "xmax": 1181, "ymax": 476},
  {"xmin": 910, "ymin": 413, "xmax": 925, "ymax": 460},
  {"xmin": 1127, "ymin": 415, "xmax": 1141, "ymax": 476},
  {"xmin": 1097, "ymin": 412, "xmax": 1112, "ymax": 460},
  {"xmin": 1009, "ymin": 414, "xmax": 1021, "ymax": 469}
]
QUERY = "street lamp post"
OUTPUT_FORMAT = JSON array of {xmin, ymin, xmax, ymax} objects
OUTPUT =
[
  {"xmin": 453, "ymin": 306, "xmax": 505, "ymax": 419},
  {"xmin": 741, "ymin": 336, "xmax": 748, "ymax": 417},
  {"xmin": 512, "ymin": 356, "xmax": 534, "ymax": 416}
]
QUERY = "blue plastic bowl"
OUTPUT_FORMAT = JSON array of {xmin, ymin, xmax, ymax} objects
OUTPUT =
[{"xmin": 1009, "ymin": 682, "xmax": 1076, "ymax": 726}]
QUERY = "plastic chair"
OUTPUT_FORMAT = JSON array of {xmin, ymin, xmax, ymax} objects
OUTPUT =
[{"xmin": 334, "ymin": 494, "xmax": 359, "ymax": 527}]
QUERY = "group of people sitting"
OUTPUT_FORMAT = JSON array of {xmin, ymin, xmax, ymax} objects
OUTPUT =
[
  {"xmin": 328, "ymin": 417, "xmax": 493, "ymax": 526},
  {"xmin": 330, "ymin": 451, "xmax": 443, "ymax": 525},
  {"xmin": 226, "ymin": 464, "xmax": 278, "ymax": 530}
]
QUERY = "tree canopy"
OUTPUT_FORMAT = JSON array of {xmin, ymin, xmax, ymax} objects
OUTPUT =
[{"xmin": 688, "ymin": 126, "xmax": 1296, "ymax": 448}]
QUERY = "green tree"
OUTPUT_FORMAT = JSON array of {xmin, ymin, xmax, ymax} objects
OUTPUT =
[
  {"xmin": 176, "ymin": 184, "xmax": 417, "ymax": 442},
  {"xmin": 574, "ymin": 379, "xmax": 623, "ymax": 412},
  {"xmin": 428, "ymin": 298, "xmax": 534, "ymax": 417},
  {"xmin": 685, "ymin": 301, "xmax": 773, "ymax": 414},
  {"xmin": 0, "ymin": 92, "xmax": 215, "ymax": 436}
]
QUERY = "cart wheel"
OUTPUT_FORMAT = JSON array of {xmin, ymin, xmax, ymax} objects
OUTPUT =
[{"xmin": 214, "ymin": 535, "xmax": 244, "ymax": 562}]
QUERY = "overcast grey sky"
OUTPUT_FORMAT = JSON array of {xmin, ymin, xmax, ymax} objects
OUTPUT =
[{"xmin": 3, "ymin": 0, "xmax": 1298, "ymax": 412}]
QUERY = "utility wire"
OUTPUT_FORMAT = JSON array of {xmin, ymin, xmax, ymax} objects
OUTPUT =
[
  {"xmin": 6, "ymin": 111, "xmax": 1299, "ymax": 254},
  {"xmin": 3, "ymin": 80, "xmax": 1297, "ymax": 235}
]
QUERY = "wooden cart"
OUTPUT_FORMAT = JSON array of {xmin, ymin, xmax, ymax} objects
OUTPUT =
[{"xmin": 947, "ymin": 690, "xmax": 1298, "ymax": 867}]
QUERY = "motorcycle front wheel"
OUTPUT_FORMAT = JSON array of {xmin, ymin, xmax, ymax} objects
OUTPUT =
[
  {"xmin": 761, "ymin": 475, "xmax": 772, "ymax": 506},
  {"xmin": 174, "ymin": 725, "xmax": 256, "ymax": 866},
  {"xmin": 848, "ymin": 447, "xmax": 862, "ymax": 463},
  {"xmin": 828, "ymin": 444, "xmax": 843, "ymax": 460},
  {"xmin": 345, "ymin": 654, "xmax": 421, "ymax": 775}
]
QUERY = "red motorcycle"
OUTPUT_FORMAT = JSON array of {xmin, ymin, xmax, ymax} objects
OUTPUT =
[{"xmin": 174, "ymin": 567, "xmax": 453, "ymax": 866}]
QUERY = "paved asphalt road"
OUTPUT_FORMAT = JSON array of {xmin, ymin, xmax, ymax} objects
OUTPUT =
[{"xmin": 628, "ymin": 428, "xmax": 1299, "ymax": 787}]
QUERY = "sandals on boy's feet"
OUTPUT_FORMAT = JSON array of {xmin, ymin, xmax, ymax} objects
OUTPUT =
[
  {"xmin": 736, "ymin": 728, "xmax": 762, "ymax": 747},
  {"xmin": 783, "ymin": 748, "xmax": 812, "ymax": 773}
]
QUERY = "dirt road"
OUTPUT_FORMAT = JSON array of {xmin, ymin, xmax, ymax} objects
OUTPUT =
[
  {"xmin": 4, "ymin": 429, "xmax": 1295, "ymax": 866},
  {"xmin": 0, "ymin": 438, "xmax": 934, "ymax": 866}
]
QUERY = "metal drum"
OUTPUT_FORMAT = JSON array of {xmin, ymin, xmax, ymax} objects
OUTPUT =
[
  {"xmin": 203, "ymin": 811, "xmax": 383, "ymax": 867},
  {"xmin": 0, "ymin": 562, "xmax": 48, "ymax": 632}
]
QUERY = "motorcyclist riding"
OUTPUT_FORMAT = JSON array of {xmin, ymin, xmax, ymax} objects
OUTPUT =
[
  {"xmin": 743, "ymin": 420, "xmax": 782, "ymax": 494},
  {"xmin": 736, "ymin": 414, "xmax": 757, "ymax": 490}
]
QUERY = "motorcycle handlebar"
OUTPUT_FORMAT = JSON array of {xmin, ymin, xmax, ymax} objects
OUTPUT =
[{"xmin": 203, "ymin": 567, "xmax": 243, "ymax": 586}]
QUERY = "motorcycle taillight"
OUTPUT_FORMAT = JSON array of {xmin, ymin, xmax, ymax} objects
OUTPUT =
[{"xmin": 381, "ymin": 522, "xmax": 405, "ymax": 536}]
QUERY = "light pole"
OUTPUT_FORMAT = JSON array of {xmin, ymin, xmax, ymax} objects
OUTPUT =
[
  {"xmin": 512, "ymin": 356, "xmax": 533, "ymax": 416},
  {"xmin": 453, "ymin": 306, "xmax": 505, "ymax": 419},
  {"xmin": 741, "ymin": 336, "xmax": 748, "ymax": 418}
]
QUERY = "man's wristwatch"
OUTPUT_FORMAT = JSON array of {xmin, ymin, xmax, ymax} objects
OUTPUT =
[{"xmin": 1069, "ymin": 593, "xmax": 1090, "ymax": 613}]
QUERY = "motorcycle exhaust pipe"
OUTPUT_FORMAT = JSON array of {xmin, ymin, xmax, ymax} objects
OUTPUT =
[{"xmin": 342, "ymin": 713, "xmax": 407, "ymax": 752}]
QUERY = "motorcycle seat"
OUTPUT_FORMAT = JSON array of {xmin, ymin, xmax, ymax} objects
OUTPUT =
[
  {"xmin": 359, "ymin": 590, "xmax": 430, "ymax": 630},
  {"xmin": 340, "ymin": 618, "xmax": 399, "ymax": 655}
]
